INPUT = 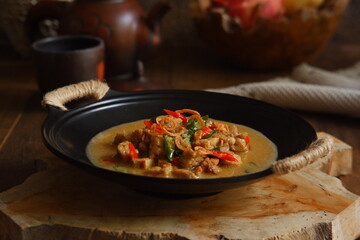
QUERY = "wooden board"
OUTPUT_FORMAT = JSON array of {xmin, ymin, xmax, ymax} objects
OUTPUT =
[{"xmin": 0, "ymin": 132, "xmax": 358, "ymax": 240}]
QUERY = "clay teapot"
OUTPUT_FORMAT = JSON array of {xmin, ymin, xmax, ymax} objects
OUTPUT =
[{"xmin": 26, "ymin": 0, "xmax": 170, "ymax": 78}]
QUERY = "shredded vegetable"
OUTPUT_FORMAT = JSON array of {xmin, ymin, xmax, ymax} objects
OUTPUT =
[{"xmin": 141, "ymin": 109, "xmax": 250, "ymax": 164}]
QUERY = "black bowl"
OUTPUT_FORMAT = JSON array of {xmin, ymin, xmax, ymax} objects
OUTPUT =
[{"xmin": 42, "ymin": 89, "xmax": 317, "ymax": 196}]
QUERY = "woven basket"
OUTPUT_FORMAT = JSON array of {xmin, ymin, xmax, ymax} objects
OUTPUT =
[{"xmin": 190, "ymin": 0, "xmax": 349, "ymax": 71}]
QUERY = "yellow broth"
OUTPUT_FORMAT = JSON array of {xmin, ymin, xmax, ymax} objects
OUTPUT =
[{"xmin": 86, "ymin": 119, "xmax": 278, "ymax": 178}]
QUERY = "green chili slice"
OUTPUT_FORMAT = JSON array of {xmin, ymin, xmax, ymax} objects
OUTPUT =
[
  {"xmin": 204, "ymin": 130, "xmax": 218, "ymax": 139},
  {"xmin": 164, "ymin": 134, "xmax": 175, "ymax": 161}
]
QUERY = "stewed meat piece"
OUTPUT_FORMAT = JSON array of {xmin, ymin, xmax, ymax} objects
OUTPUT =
[{"xmin": 111, "ymin": 109, "xmax": 250, "ymax": 179}]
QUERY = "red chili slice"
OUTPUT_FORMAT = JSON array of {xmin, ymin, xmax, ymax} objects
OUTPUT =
[
  {"xmin": 207, "ymin": 149, "xmax": 238, "ymax": 162},
  {"xmin": 143, "ymin": 120, "xmax": 154, "ymax": 129},
  {"xmin": 143, "ymin": 120, "xmax": 163, "ymax": 133},
  {"xmin": 201, "ymin": 127, "xmax": 212, "ymax": 137},
  {"xmin": 244, "ymin": 136, "xmax": 250, "ymax": 145},
  {"xmin": 163, "ymin": 109, "xmax": 187, "ymax": 123},
  {"xmin": 128, "ymin": 142, "xmax": 138, "ymax": 159}
]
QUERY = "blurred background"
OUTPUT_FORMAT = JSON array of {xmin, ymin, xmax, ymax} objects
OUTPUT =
[{"xmin": 0, "ymin": 0, "xmax": 359, "ymax": 90}]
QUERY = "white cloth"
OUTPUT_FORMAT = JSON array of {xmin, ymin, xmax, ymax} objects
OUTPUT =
[{"xmin": 207, "ymin": 62, "xmax": 360, "ymax": 118}]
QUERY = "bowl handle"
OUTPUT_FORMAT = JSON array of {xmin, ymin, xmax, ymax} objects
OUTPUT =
[
  {"xmin": 272, "ymin": 137, "xmax": 334, "ymax": 175},
  {"xmin": 42, "ymin": 80, "xmax": 110, "ymax": 111}
]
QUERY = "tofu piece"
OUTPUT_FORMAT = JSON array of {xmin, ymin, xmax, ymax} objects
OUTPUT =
[
  {"xmin": 132, "ymin": 158, "xmax": 154, "ymax": 169},
  {"xmin": 144, "ymin": 165, "xmax": 172, "ymax": 178}
]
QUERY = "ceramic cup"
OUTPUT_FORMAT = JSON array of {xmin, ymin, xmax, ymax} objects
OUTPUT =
[{"xmin": 32, "ymin": 35, "xmax": 105, "ymax": 94}]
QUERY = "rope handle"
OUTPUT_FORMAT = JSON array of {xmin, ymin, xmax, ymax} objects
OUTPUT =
[
  {"xmin": 42, "ymin": 80, "xmax": 110, "ymax": 110},
  {"xmin": 272, "ymin": 137, "xmax": 334, "ymax": 175}
]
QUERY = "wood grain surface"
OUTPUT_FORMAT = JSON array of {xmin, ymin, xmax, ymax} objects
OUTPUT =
[{"xmin": 0, "ymin": 133, "xmax": 358, "ymax": 240}]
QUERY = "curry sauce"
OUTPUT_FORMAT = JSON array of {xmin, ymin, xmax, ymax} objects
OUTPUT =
[{"xmin": 87, "ymin": 109, "xmax": 277, "ymax": 179}]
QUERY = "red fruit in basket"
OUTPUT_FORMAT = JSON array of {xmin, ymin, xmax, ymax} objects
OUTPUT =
[
  {"xmin": 258, "ymin": 0, "xmax": 284, "ymax": 19},
  {"xmin": 211, "ymin": 0, "xmax": 284, "ymax": 29}
]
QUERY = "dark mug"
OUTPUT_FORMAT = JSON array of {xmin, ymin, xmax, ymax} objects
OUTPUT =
[{"xmin": 32, "ymin": 35, "xmax": 105, "ymax": 94}]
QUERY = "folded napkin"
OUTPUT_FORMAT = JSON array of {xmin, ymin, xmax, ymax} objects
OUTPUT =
[{"xmin": 208, "ymin": 62, "xmax": 360, "ymax": 118}]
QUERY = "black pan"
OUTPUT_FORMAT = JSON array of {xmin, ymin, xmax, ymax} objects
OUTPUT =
[{"xmin": 42, "ymin": 80, "xmax": 321, "ymax": 197}]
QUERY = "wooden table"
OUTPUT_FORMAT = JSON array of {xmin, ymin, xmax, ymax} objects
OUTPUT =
[{"xmin": 0, "ymin": 1, "xmax": 359, "ymax": 238}]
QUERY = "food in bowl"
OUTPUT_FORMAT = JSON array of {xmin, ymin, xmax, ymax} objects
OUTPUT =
[{"xmin": 86, "ymin": 109, "xmax": 277, "ymax": 179}]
